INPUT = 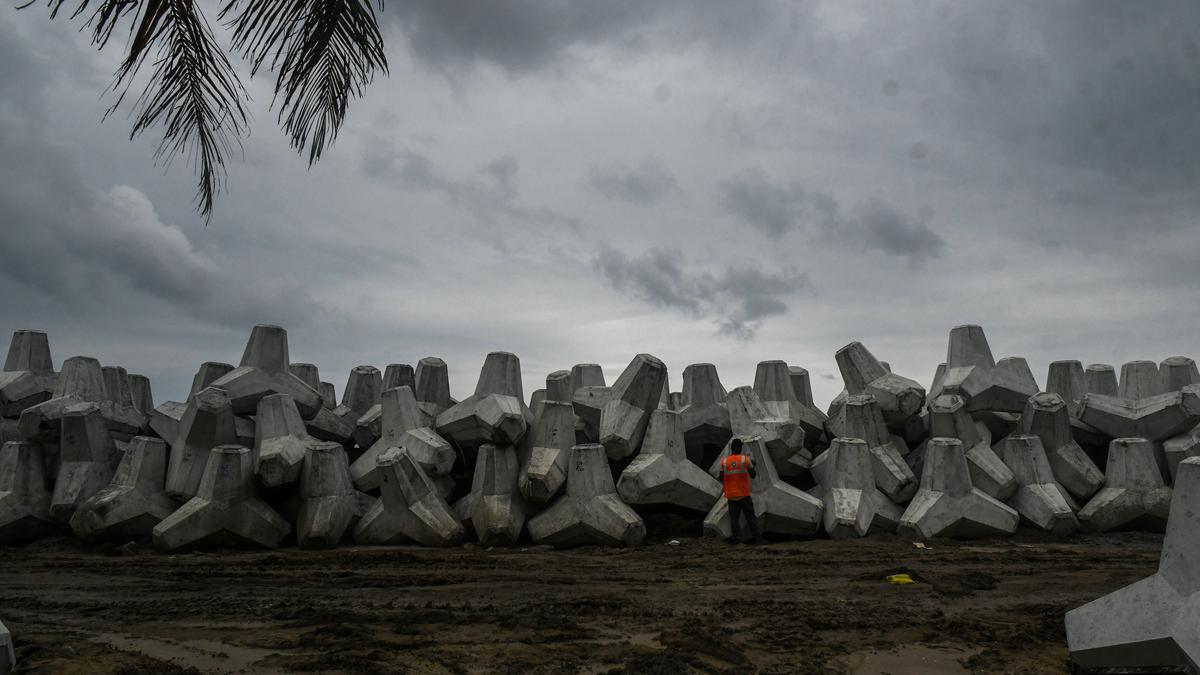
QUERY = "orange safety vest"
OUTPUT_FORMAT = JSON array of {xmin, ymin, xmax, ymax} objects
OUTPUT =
[{"xmin": 721, "ymin": 454, "xmax": 753, "ymax": 499}]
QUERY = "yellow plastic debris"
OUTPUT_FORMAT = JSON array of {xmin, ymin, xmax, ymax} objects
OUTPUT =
[{"xmin": 886, "ymin": 574, "xmax": 915, "ymax": 585}]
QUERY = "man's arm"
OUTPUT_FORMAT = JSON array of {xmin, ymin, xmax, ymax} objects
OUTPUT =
[{"xmin": 747, "ymin": 455, "xmax": 757, "ymax": 479}]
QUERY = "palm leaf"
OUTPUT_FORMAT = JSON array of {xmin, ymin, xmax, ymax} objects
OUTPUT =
[{"xmin": 222, "ymin": 0, "xmax": 387, "ymax": 164}]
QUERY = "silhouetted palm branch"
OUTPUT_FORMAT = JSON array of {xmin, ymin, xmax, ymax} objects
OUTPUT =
[{"xmin": 22, "ymin": 0, "xmax": 387, "ymax": 219}]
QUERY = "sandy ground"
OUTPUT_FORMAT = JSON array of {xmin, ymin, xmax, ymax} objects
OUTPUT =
[{"xmin": 0, "ymin": 528, "xmax": 1163, "ymax": 674}]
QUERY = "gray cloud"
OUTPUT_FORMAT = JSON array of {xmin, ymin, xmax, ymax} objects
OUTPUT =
[
  {"xmin": 592, "ymin": 246, "xmax": 808, "ymax": 339},
  {"xmin": 717, "ymin": 167, "xmax": 944, "ymax": 264},
  {"xmin": 589, "ymin": 157, "xmax": 679, "ymax": 205}
]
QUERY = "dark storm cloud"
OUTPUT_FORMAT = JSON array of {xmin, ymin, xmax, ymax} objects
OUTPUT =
[
  {"xmin": 361, "ymin": 140, "xmax": 578, "ymax": 239},
  {"xmin": 717, "ymin": 167, "xmax": 944, "ymax": 264},
  {"xmin": 592, "ymin": 246, "xmax": 808, "ymax": 339},
  {"xmin": 589, "ymin": 157, "xmax": 679, "ymax": 205},
  {"xmin": 383, "ymin": 0, "xmax": 800, "ymax": 75},
  {"xmin": 924, "ymin": 1, "xmax": 1200, "ymax": 191}
]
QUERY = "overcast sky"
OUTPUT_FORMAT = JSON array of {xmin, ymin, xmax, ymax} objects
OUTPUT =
[{"xmin": 2, "ymin": 1, "xmax": 1199, "ymax": 407}]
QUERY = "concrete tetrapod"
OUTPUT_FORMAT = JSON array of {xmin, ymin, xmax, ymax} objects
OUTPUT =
[
  {"xmin": 1019, "ymin": 393, "xmax": 1103, "ymax": 502},
  {"xmin": 819, "ymin": 393, "xmax": 916, "ymax": 502},
  {"xmin": 209, "ymin": 325, "xmax": 322, "ymax": 418},
  {"xmin": 153, "ymin": 445, "xmax": 291, "ymax": 551},
  {"xmin": 995, "ymin": 435, "xmax": 1078, "ymax": 535},
  {"xmin": 1078, "ymin": 438, "xmax": 1172, "ymax": 533},
  {"xmin": 528, "ymin": 443, "xmax": 646, "ymax": 547},
  {"xmin": 296, "ymin": 441, "xmax": 370, "ymax": 549},
  {"xmin": 909, "ymin": 394, "xmax": 1016, "ymax": 500},
  {"xmin": 1, "ymin": 618, "xmax": 11, "ymax": 673},
  {"xmin": 149, "ymin": 362, "xmax": 235, "ymax": 443},
  {"xmin": 1046, "ymin": 360, "xmax": 1087, "ymax": 408},
  {"xmin": 454, "ymin": 444, "xmax": 527, "ymax": 546},
  {"xmin": 437, "ymin": 352, "xmax": 531, "ymax": 448},
  {"xmin": 18, "ymin": 355, "xmax": 107, "ymax": 442},
  {"xmin": 348, "ymin": 363, "xmax": 418, "ymax": 444},
  {"xmin": 599, "ymin": 354, "xmax": 667, "ymax": 461},
  {"xmin": 754, "ymin": 360, "xmax": 828, "ymax": 449},
  {"xmin": 352, "ymin": 386, "xmax": 454, "ymax": 492},
  {"xmin": 0, "ymin": 441, "xmax": 54, "ymax": 542},
  {"xmin": 1160, "ymin": 356, "xmax": 1200, "ymax": 393},
  {"xmin": 617, "ymin": 409, "xmax": 722, "ymax": 513},
  {"xmin": 1079, "ymin": 384, "xmax": 1200, "ymax": 442},
  {"xmin": 719, "ymin": 386, "xmax": 808, "ymax": 479},
  {"xmin": 165, "ymin": 386, "xmax": 238, "ymax": 500},
  {"xmin": 49, "ymin": 403, "xmax": 118, "ymax": 522},
  {"xmin": 1085, "ymin": 364, "xmax": 1118, "ymax": 397},
  {"xmin": 678, "ymin": 363, "xmax": 732, "ymax": 467},
  {"xmin": 414, "ymin": 357, "xmax": 454, "ymax": 422},
  {"xmin": 69, "ymin": 436, "xmax": 177, "ymax": 541},
  {"xmin": 1163, "ymin": 430, "xmax": 1200, "ymax": 484},
  {"xmin": 0, "ymin": 330, "xmax": 56, "ymax": 418},
  {"xmin": 310, "ymin": 365, "xmax": 382, "ymax": 446},
  {"xmin": 898, "ymin": 437, "xmax": 1019, "ymax": 540},
  {"xmin": 938, "ymin": 325, "xmax": 1037, "ymax": 414},
  {"xmin": 789, "ymin": 366, "xmax": 815, "ymax": 408},
  {"xmin": 572, "ymin": 385, "xmax": 611, "ymax": 445},
  {"xmin": 1119, "ymin": 360, "xmax": 1163, "ymax": 400},
  {"xmin": 1065, "ymin": 456, "xmax": 1200, "ymax": 673},
  {"xmin": 809, "ymin": 438, "xmax": 904, "ymax": 539},
  {"xmin": 703, "ymin": 437, "xmax": 822, "ymax": 541},
  {"xmin": 518, "ymin": 401, "xmax": 576, "ymax": 502},
  {"xmin": 828, "ymin": 342, "xmax": 925, "ymax": 434},
  {"xmin": 353, "ymin": 448, "xmax": 464, "ymax": 547},
  {"xmin": 254, "ymin": 393, "xmax": 312, "ymax": 487}
]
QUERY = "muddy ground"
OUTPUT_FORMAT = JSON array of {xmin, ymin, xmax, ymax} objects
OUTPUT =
[{"xmin": 0, "ymin": 528, "xmax": 1163, "ymax": 675}]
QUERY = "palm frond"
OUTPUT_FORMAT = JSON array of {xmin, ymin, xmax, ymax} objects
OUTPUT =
[
  {"xmin": 118, "ymin": 0, "xmax": 250, "ymax": 218},
  {"xmin": 222, "ymin": 0, "xmax": 387, "ymax": 164}
]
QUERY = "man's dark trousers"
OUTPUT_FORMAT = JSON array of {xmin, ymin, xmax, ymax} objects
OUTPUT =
[{"xmin": 728, "ymin": 496, "xmax": 764, "ymax": 544}]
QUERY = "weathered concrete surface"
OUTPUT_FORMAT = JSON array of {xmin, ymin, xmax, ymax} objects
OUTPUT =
[
  {"xmin": 49, "ymin": 403, "xmax": 117, "ymax": 522},
  {"xmin": 296, "ymin": 441, "xmax": 369, "ymax": 549},
  {"xmin": 1019, "ymin": 392, "xmax": 1103, "ymax": 502},
  {"xmin": 1160, "ymin": 356, "xmax": 1200, "ymax": 393},
  {"xmin": 353, "ymin": 447, "xmax": 464, "ymax": 547},
  {"xmin": 18, "ymin": 355, "xmax": 107, "ymax": 442},
  {"xmin": 1163, "ymin": 430, "xmax": 1200, "ymax": 484},
  {"xmin": 703, "ymin": 438, "xmax": 823, "ymax": 540},
  {"xmin": 572, "ymin": 385, "xmax": 611, "ymax": 444},
  {"xmin": 1080, "ymin": 385, "xmax": 1200, "ymax": 442},
  {"xmin": 383, "ymin": 363, "xmax": 416, "ymax": 391},
  {"xmin": 996, "ymin": 434, "xmax": 1078, "ymax": 535},
  {"xmin": 319, "ymin": 383, "xmax": 336, "ymax": 409},
  {"xmin": 70, "ymin": 436, "xmax": 177, "ymax": 542},
  {"xmin": 128, "ymin": 374, "xmax": 153, "ymax": 418},
  {"xmin": 1066, "ymin": 456, "xmax": 1200, "ymax": 673},
  {"xmin": 1119, "ymin": 360, "xmax": 1163, "ymax": 400},
  {"xmin": 789, "ymin": 366, "xmax": 815, "ymax": 408},
  {"xmin": 599, "ymin": 354, "xmax": 667, "ymax": 461},
  {"xmin": 149, "ymin": 362, "xmax": 236, "ymax": 442},
  {"xmin": 754, "ymin": 360, "xmax": 827, "ymax": 448},
  {"xmin": 1046, "ymin": 360, "xmax": 1087, "ymax": 408},
  {"xmin": 898, "ymin": 437, "xmax": 1019, "ymax": 540},
  {"xmin": 0, "ymin": 441, "xmax": 54, "ymax": 542},
  {"xmin": 1078, "ymin": 438, "xmax": 1172, "ymax": 533},
  {"xmin": 415, "ymin": 357, "xmax": 454, "ymax": 421},
  {"xmin": 809, "ymin": 438, "xmax": 904, "ymax": 539},
  {"xmin": 153, "ymin": 445, "xmax": 291, "ymax": 551},
  {"xmin": 165, "ymin": 386, "xmax": 238, "ymax": 500},
  {"xmin": 1085, "ymin": 363, "xmax": 1118, "ymax": 397},
  {"xmin": 678, "ymin": 363, "xmax": 732, "ymax": 467},
  {"xmin": 305, "ymin": 365, "xmax": 380, "ymax": 447},
  {"xmin": 454, "ymin": 444, "xmax": 527, "ymax": 546},
  {"xmin": 352, "ymin": 386, "xmax": 454, "ymax": 492},
  {"xmin": 569, "ymin": 363, "xmax": 605, "ymax": 393},
  {"xmin": 0, "ymin": 330, "xmax": 56, "ymax": 418},
  {"xmin": 820, "ymin": 394, "xmax": 916, "ymax": 502},
  {"xmin": 718, "ymin": 386, "xmax": 809, "ymax": 479},
  {"xmin": 908, "ymin": 394, "xmax": 1016, "ymax": 500},
  {"xmin": 518, "ymin": 401, "xmax": 576, "ymax": 502},
  {"xmin": 617, "ymin": 409, "xmax": 722, "ymax": 513},
  {"xmin": 939, "ymin": 325, "xmax": 1037, "ymax": 413},
  {"xmin": 288, "ymin": 362, "xmax": 321, "ymax": 392},
  {"xmin": 437, "ymin": 352, "xmax": 531, "ymax": 448},
  {"xmin": 210, "ymin": 325, "xmax": 322, "ymax": 418},
  {"xmin": 830, "ymin": 343, "xmax": 925, "ymax": 432},
  {"xmin": 528, "ymin": 443, "xmax": 645, "ymax": 547},
  {"xmin": 254, "ymin": 393, "xmax": 312, "ymax": 487}
]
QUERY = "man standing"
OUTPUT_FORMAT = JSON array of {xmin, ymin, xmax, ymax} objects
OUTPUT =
[{"xmin": 718, "ymin": 438, "xmax": 764, "ymax": 545}]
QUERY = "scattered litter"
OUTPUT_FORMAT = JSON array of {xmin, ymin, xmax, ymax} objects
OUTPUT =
[
  {"xmin": 887, "ymin": 574, "xmax": 915, "ymax": 585},
  {"xmin": 914, "ymin": 542, "xmax": 929, "ymax": 550},
  {"xmin": 666, "ymin": 539, "xmax": 681, "ymax": 546}
]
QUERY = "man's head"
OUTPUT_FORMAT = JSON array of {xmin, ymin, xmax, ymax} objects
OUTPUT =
[{"xmin": 730, "ymin": 438, "xmax": 744, "ymax": 455}]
